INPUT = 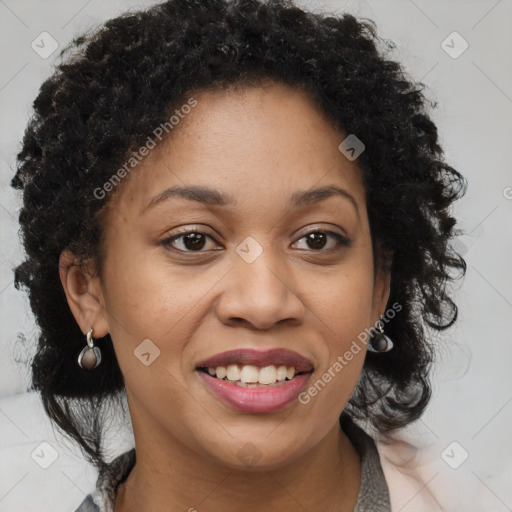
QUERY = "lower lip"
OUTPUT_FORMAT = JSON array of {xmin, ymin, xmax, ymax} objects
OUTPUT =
[{"xmin": 197, "ymin": 371, "xmax": 311, "ymax": 413}]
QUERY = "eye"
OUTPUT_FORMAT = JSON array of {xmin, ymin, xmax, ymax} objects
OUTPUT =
[
  {"xmin": 292, "ymin": 229, "xmax": 352, "ymax": 252},
  {"xmin": 161, "ymin": 227, "xmax": 352, "ymax": 254},
  {"xmin": 160, "ymin": 228, "xmax": 221, "ymax": 253}
]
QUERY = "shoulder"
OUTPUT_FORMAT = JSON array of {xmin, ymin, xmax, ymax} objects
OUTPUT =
[{"xmin": 339, "ymin": 413, "xmax": 392, "ymax": 512}]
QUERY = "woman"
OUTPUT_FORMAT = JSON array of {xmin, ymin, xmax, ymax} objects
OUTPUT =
[{"xmin": 10, "ymin": 0, "xmax": 467, "ymax": 510}]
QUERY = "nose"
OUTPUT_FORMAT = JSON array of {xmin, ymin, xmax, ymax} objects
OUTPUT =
[{"xmin": 215, "ymin": 247, "xmax": 306, "ymax": 330}]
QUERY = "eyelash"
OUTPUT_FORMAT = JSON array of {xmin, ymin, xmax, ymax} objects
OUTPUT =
[{"xmin": 160, "ymin": 227, "xmax": 352, "ymax": 254}]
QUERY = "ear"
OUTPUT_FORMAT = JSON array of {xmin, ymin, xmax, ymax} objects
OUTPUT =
[
  {"xmin": 370, "ymin": 247, "xmax": 393, "ymax": 325},
  {"xmin": 59, "ymin": 249, "xmax": 110, "ymax": 338}
]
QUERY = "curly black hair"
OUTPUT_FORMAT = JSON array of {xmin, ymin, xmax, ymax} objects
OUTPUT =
[{"xmin": 11, "ymin": 0, "xmax": 467, "ymax": 470}]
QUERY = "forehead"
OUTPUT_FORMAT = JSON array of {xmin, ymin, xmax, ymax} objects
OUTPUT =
[{"xmin": 106, "ymin": 81, "xmax": 366, "ymax": 220}]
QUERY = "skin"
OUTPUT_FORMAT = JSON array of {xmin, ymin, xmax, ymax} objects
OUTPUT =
[{"xmin": 60, "ymin": 80, "xmax": 391, "ymax": 511}]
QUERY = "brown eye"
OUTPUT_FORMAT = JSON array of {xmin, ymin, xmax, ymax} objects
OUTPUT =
[
  {"xmin": 180, "ymin": 232, "xmax": 207, "ymax": 251},
  {"xmin": 305, "ymin": 232, "xmax": 328, "ymax": 250},
  {"xmin": 161, "ymin": 229, "xmax": 220, "ymax": 252},
  {"xmin": 293, "ymin": 230, "xmax": 352, "ymax": 252}
]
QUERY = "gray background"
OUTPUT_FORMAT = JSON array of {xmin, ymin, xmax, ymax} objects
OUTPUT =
[{"xmin": 1, "ymin": 0, "xmax": 511, "ymax": 510}]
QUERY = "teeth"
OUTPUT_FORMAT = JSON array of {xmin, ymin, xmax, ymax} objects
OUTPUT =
[
  {"xmin": 226, "ymin": 364, "xmax": 240, "ymax": 381},
  {"xmin": 276, "ymin": 365, "xmax": 288, "ymax": 381},
  {"xmin": 240, "ymin": 365, "xmax": 259, "ymax": 383},
  {"xmin": 258, "ymin": 365, "xmax": 277, "ymax": 384},
  {"xmin": 206, "ymin": 364, "xmax": 298, "ymax": 384}
]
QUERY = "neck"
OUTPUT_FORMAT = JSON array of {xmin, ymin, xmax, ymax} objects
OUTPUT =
[{"xmin": 115, "ymin": 413, "xmax": 361, "ymax": 512}]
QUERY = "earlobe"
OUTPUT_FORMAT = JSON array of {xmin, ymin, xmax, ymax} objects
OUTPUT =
[{"xmin": 58, "ymin": 250, "xmax": 109, "ymax": 338}]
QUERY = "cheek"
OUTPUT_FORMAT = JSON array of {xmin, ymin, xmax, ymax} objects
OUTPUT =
[
  {"xmin": 304, "ymin": 253, "xmax": 374, "ymax": 395},
  {"xmin": 300, "ymin": 277, "xmax": 371, "ymax": 416},
  {"xmin": 306, "ymin": 255, "xmax": 375, "ymax": 338},
  {"xmin": 100, "ymin": 246, "xmax": 215, "ymax": 366}
]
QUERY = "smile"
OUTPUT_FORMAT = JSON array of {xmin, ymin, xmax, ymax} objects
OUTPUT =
[
  {"xmin": 195, "ymin": 348, "xmax": 314, "ymax": 412},
  {"xmin": 199, "ymin": 363, "xmax": 300, "ymax": 385}
]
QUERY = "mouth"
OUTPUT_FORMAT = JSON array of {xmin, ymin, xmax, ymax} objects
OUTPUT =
[
  {"xmin": 195, "ymin": 348, "xmax": 314, "ymax": 386},
  {"xmin": 195, "ymin": 348, "xmax": 314, "ymax": 412},
  {"xmin": 196, "ymin": 364, "xmax": 312, "ymax": 388}
]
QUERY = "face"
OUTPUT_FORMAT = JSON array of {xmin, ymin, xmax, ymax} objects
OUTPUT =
[{"xmin": 62, "ymin": 80, "xmax": 390, "ymax": 470}]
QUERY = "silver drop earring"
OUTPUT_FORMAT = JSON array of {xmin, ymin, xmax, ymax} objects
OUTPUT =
[
  {"xmin": 77, "ymin": 328, "xmax": 102, "ymax": 370},
  {"xmin": 368, "ymin": 317, "xmax": 394, "ymax": 353}
]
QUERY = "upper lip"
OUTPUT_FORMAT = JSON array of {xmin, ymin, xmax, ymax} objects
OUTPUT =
[{"xmin": 196, "ymin": 348, "xmax": 314, "ymax": 373}]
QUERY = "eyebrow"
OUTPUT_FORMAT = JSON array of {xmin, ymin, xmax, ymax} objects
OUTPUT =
[{"xmin": 141, "ymin": 184, "xmax": 359, "ymax": 216}]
